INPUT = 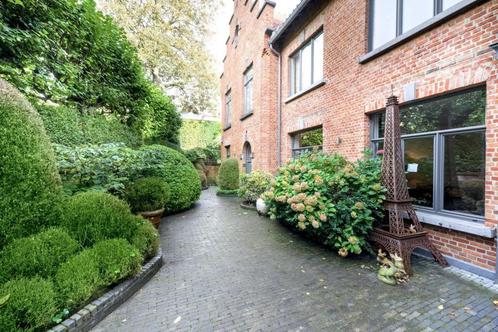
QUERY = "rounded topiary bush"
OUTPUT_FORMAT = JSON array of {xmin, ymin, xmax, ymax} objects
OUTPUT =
[
  {"xmin": 62, "ymin": 192, "xmax": 138, "ymax": 247},
  {"xmin": 263, "ymin": 153, "xmax": 386, "ymax": 257},
  {"xmin": 0, "ymin": 228, "xmax": 80, "ymax": 283},
  {"xmin": 131, "ymin": 216, "xmax": 160, "ymax": 260},
  {"xmin": 217, "ymin": 158, "xmax": 240, "ymax": 191},
  {"xmin": 0, "ymin": 277, "xmax": 58, "ymax": 332},
  {"xmin": 55, "ymin": 250, "xmax": 101, "ymax": 310},
  {"xmin": 0, "ymin": 79, "xmax": 63, "ymax": 248},
  {"xmin": 140, "ymin": 145, "xmax": 201, "ymax": 212},
  {"xmin": 125, "ymin": 177, "xmax": 170, "ymax": 213},
  {"xmin": 92, "ymin": 239, "xmax": 143, "ymax": 285}
]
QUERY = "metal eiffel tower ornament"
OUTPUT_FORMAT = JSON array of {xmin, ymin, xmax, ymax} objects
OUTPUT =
[{"xmin": 369, "ymin": 95, "xmax": 448, "ymax": 275}]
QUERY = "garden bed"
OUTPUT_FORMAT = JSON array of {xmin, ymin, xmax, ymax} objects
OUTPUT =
[{"xmin": 48, "ymin": 248, "xmax": 163, "ymax": 332}]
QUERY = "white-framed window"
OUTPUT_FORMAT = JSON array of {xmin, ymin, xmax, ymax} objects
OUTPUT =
[
  {"xmin": 225, "ymin": 90, "xmax": 232, "ymax": 128},
  {"xmin": 290, "ymin": 31, "xmax": 324, "ymax": 96},
  {"xmin": 243, "ymin": 65, "xmax": 254, "ymax": 116},
  {"xmin": 369, "ymin": 0, "xmax": 465, "ymax": 51}
]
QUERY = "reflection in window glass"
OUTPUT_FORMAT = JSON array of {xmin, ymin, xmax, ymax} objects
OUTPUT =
[
  {"xmin": 292, "ymin": 127, "xmax": 323, "ymax": 159},
  {"xmin": 301, "ymin": 44, "xmax": 312, "ymax": 89},
  {"xmin": 371, "ymin": 0, "xmax": 397, "ymax": 50},
  {"xmin": 443, "ymin": 0, "xmax": 463, "ymax": 10},
  {"xmin": 444, "ymin": 132, "xmax": 485, "ymax": 216},
  {"xmin": 404, "ymin": 137, "xmax": 434, "ymax": 208},
  {"xmin": 402, "ymin": 0, "xmax": 434, "ymax": 33},
  {"xmin": 313, "ymin": 33, "xmax": 324, "ymax": 82}
]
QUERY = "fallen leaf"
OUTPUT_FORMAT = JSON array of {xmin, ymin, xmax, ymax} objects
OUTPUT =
[
  {"xmin": 437, "ymin": 305, "xmax": 444, "ymax": 310},
  {"xmin": 493, "ymin": 300, "xmax": 498, "ymax": 306},
  {"xmin": 173, "ymin": 316, "xmax": 182, "ymax": 324}
]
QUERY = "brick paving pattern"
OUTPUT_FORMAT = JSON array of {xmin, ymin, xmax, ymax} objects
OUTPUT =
[{"xmin": 93, "ymin": 188, "xmax": 497, "ymax": 332}]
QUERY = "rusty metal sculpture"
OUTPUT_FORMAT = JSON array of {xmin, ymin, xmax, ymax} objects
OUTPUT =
[{"xmin": 369, "ymin": 95, "xmax": 448, "ymax": 275}]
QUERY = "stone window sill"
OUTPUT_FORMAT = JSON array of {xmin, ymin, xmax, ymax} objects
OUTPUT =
[
  {"xmin": 240, "ymin": 112, "xmax": 254, "ymax": 121},
  {"xmin": 285, "ymin": 80, "xmax": 326, "ymax": 104},
  {"xmin": 359, "ymin": 0, "xmax": 486, "ymax": 64},
  {"xmin": 416, "ymin": 210, "xmax": 496, "ymax": 238}
]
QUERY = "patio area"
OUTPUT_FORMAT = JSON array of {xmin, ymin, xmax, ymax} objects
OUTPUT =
[{"xmin": 93, "ymin": 188, "xmax": 497, "ymax": 331}]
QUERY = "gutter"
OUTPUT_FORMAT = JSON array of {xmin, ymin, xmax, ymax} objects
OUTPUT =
[
  {"xmin": 269, "ymin": 0, "xmax": 313, "ymax": 47},
  {"xmin": 269, "ymin": 42, "xmax": 282, "ymax": 167}
]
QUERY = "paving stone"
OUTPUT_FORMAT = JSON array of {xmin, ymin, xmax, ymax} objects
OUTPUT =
[{"xmin": 92, "ymin": 188, "xmax": 498, "ymax": 332}]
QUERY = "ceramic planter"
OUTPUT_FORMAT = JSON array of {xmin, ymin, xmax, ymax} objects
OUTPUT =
[{"xmin": 138, "ymin": 208, "xmax": 165, "ymax": 229}]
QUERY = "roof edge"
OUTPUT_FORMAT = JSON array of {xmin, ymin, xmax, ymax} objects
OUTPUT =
[{"xmin": 269, "ymin": 0, "xmax": 312, "ymax": 47}]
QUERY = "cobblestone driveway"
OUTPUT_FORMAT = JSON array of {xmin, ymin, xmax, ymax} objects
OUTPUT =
[{"xmin": 94, "ymin": 188, "xmax": 497, "ymax": 332}]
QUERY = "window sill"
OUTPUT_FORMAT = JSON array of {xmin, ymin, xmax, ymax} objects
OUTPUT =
[
  {"xmin": 240, "ymin": 112, "xmax": 254, "ymax": 121},
  {"xmin": 285, "ymin": 80, "xmax": 326, "ymax": 104},
  {"xmin": 416, "ymin": 210, "xmax": 495, "ymax": 238},
  {"xmin": 223, "ymin": 125, "xmax": 232, "ymax": 131},
  {"xmin": 359, "ymin": 0, "xmax": 487, "ymax": 64}
]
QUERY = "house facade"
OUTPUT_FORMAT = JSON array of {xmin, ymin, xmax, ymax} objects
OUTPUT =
[{"xmin": 220, "ymin": 0, "xmax": 498, "ymax": 280}]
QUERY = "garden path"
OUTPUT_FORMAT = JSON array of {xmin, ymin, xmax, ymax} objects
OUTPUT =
[{"xmin": 93, "ymin": 188, "xmax": 497, "ymax": 331}]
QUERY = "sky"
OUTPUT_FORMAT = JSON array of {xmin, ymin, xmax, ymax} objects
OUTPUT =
[{"xmin": 207, "ymin": 0, "xmax": 301, "ymax": 76}]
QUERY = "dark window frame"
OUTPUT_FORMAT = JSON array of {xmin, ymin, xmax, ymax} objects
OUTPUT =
[
  {"xmin": 370, "ymin": 87, "xmax": 486, "ymax": 222},
  {"xmin": 291, "ymin": 126, "xmax": 324, "ymax": 159},
  {"xmin": 366, "ymin": 0, "xmax": 485, "ymax": 56}
]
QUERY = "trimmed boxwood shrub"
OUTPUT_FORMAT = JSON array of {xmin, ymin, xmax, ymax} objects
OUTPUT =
[
  {"xmin": 263, "ymin": 153, "xmax": 386, "ymax": 257},
  {"xmin": 0, "ymin": 79, "xmax": 63, "ymax": 248},
  {"xmin": 55, "ymin": 250, "xmax": 101, "ymax": 310},
  {"xmin": 217, "ymin": 158, "xmax": 239, "ymax": 191},
  {"xmin": 140, "ymin": 145, "xmax": 201, "ymax": 212},
  {"xmin": 238, "ymin": 171, "xmax": 272, "ymax": 204},
  {"xmin": 92, "ymin": 239, "xmax": 143, "ymax": 285},
  {"xmin": 125, "ymin": 177, "xmax": 170, "ymax": 213},
  {"xmin": 0, "ymin": 228, "xmax": 80, "ymax": 283},
  {"xmin": 130, "ymin": 216, "xmax": 160, "ymax": 260},
  {"xmin": 62, "ymin": 192, "xmax": 138, "ymax": 247},
  {"xmin": 0, "ymin": 277, "xmax": 58, "ymax": 332}
]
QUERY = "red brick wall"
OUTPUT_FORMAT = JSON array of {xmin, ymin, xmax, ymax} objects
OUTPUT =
[
  {"xmin": 277, "ymin": 0, "xmax": 497, "ymax": 271},
  {"xmin": 220, "ymin": 0, "xmax": 279, "ymax": 173}
]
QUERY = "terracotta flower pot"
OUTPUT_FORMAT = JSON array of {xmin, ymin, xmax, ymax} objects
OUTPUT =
[{"xmin": 138, "ymin": 208, "xmax": 165, "ymax": 229}]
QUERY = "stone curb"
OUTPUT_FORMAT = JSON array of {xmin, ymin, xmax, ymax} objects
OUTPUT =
[
  {"xmin": 48, "ymin": 248, "xmax": 164, "ymax": 332},
  {"xmin": 240, "ymin": 202, "xmax": 257, "ymax": 211}
]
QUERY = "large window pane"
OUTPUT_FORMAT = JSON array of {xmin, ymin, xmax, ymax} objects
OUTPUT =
[
  {"xmin": 402, "ymin": 0, "xmax": 434, "ymax": 33},
  {"xmin": 443, "ymin": 0, "xmax": 463, "ymax": 10},
  {"xmin": 400, "ymin": 88, "xmax": 486, "ymax": 135},
  {"xmin": 313, "ymin": 33, "xmax": 324, "ymax": 82},
  {"xmin": 404, "ymin": 137, "xmax": 434, "ymax": 208},
  {"xmin": 371, "ymin": 0, "xmax": 397, "ymax": 50},
  {"xmin": 301, "ymin": 44, "xmax": 312, "ymax": 89},
  {"xmin": 443, "ymin": 132, "xmax": 485, "ymax": 216}
]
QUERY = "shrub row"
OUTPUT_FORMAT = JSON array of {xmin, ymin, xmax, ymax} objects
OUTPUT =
[
  {"xmin": 55, "ymin": 143, "xmax": 201, "ymax": 212},
  {"xmin": 0, "ymin": 193, "xmax": 160, "ymax": 331},
  {"xmin": 263, "ymin": 153, "xmax": 386, "ymax": 257}
]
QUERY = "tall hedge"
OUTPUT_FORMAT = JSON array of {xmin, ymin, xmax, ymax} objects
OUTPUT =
[
  {"xmin": 217, "ymin": 158, "xmax": 240, "ymax": 190},
  {"xmin": 0, "ymin": 79, "xmax": 63, "ymax": 249},
  {"xmin": 141, "ymin": 145, "xmax": 201, "ymax": 212}
]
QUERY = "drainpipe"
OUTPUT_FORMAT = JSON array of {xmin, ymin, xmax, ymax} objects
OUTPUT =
[{"xmin": 270, "ymin": 42, "xmax": 282, "ymax": 167}]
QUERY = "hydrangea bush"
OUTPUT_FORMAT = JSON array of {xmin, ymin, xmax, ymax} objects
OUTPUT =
[
  {"xmin": 263, "ymin": 153, "xmax": 386, "ymax": 257},
  {"xmin": 238, "ymin": 171, "xmax": 272, "ymax": 205}
]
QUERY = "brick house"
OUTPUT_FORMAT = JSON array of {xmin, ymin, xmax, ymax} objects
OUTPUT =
[{"xmin": 220, "ymin": 0, "xmax": 498, "ymax": 281}]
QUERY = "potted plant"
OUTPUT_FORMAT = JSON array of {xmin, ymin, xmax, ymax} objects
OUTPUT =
[{"xmin": 125, "ymin": 177, "xmax": 170, "ymax": 229}]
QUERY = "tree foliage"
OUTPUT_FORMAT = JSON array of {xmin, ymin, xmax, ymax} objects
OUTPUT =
[
  {"xmin": 0, "ymin": 0, "xmax": 181, "ymax": 145},
  {"xmin": 179, "ymin": 120, "xmax": 221, "ymax": 150},
  {"xmin": 96, "ymin": 0, "xmax": 220, "ymax": 114}
]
